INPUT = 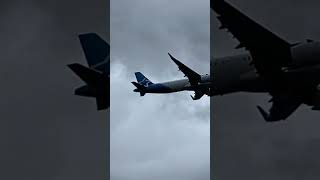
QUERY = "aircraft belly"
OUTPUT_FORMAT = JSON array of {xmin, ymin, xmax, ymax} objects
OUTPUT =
[
  {"xmin": 212, "ymin": 78, "xmax": 264, "ymax": 95},
  {"xmin": 145, "ymin": 83, "xmax": 175, "ymax": 93},
  {"xmin": 291, "ymin": 42, "xmax": 320, "ymax": 67},
  {"xmin": 162, "ymin": 80, "xmax": 190, "ymax": 92}
]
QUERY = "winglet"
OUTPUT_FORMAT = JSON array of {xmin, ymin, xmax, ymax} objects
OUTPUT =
[
  {"xmin": 257, "ymin": 106, "xmax": 271, "ymax": 122},
  {"xmin": 167, "ymin": 52, "xmax": 201, "ymax": 86},
  {"xmin": 168, "ymin": 53, "xmax": 179, "ymax": 64}
]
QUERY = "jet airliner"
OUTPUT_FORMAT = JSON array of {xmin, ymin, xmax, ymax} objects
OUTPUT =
[
  {"xmin": 133, "ymin": 0, "xmax": 320, "ymax": 122},
  {"xmin": 132, "ymin": 53, "xmax": 211, "ymax": 100},
  {"xmin": 68, "ymin": 33, "xmax": 110, "ymax": 110}
]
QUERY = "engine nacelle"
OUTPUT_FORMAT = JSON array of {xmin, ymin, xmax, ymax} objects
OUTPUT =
[{"xmin": 291, "ymin": 41, "xmax": 320, "ymax": 67}]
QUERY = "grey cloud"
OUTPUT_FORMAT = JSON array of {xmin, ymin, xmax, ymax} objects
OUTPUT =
[
  {"xmin": 0, "ymin": 0, "xmax": 109, "ymax": 179},
  {"xmin": 111, "ymin": 0, "xmax": 209, "ymax": 179}
]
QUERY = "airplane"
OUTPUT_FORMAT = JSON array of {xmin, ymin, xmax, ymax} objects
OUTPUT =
[
  {"xmin": 68, "ymin": 33, "xmax": 110, "ymax": 110},
  {"xmin": 132, "ymin": 53, "xmax": 211, "ymax": 100},
  {"xmin": 210, "ymin": 0, "xmax": 320, "ymax": 121}
]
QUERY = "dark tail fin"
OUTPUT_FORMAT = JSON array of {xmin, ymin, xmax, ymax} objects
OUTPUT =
[
  {"xmin": 134, "ymin": 72, "xmax": 154, "ymax": 87},
  {"xmin": 78, "ymin": 33, "xmax": 109, "ymax": 73}
]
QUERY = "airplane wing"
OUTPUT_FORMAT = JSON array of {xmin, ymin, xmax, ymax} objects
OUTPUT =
[
  {"xmin": 257, "ymin": 95, "xmax": 302, "ymax": 121},
  {"xmin": 168, "ymin": 53, "xmax": 201, "ymax": 86},
  {"xmin": 212, "ymin": 0, "xmax": 292, "ymax": 93}
]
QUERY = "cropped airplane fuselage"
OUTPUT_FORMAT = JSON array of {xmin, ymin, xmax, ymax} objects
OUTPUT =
[
  {"xmin": 211, "ymin": 41, "xmax": 320, "ymax": 103},
  {"xmin": 136, "ymin": 41, "xmax": 320, "ymax": 106},
  {"xmin": 142, "ymin": 75, "xmax": 211, "ymax": 94}
]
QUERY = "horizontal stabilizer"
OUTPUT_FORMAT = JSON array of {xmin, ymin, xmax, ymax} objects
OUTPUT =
[
  {"xmin": 131, "ymin": 82, "xmax": 146, "ymax": 96},
  {"xmin": 191, "ymin": 91, "xmax": 205, "ymax": 100},
  {"xmin": 68, "ymin": 63, "xmax": 104, "ymax": 86}
]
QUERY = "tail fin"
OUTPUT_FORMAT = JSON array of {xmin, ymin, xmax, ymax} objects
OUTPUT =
[
  {"xmin": 134, "ymin": 72, "xmax": 154, "ymax": 87},
  {"xmin": 78, "ymin": 33, "xmax": 110, "ymax": 73}
]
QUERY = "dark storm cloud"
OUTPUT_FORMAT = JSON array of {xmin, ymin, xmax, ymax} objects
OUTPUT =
[
  {"xmin": 0, "ymin": 0, "xmax": 109, "ymax": 179},
  {"xmin": 211, "ymin": 0, "xmax": 320, "ymax": 179},
  {"xmin": 111, "ymin": 0, "xmax": 209, "ymax": 179}
]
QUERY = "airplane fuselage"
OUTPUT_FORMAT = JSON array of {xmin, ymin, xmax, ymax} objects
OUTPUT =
[
  {"xmin": 211, "ymin": 53, "xmax": 263, "ymax": 95},
  {"xmin": 142, "ymin": 75, "xmax": 211, "ymax": 94},
  {"xmin": 135, "ymin": 41, "xmax": 320, "ymax": 102},
  {"xmin": 133, "ymin": 38, "xmax": 320, "ymax": 119},
  {"xmin": 211, "ymin": 41, "xmax": 320, "ymax": 108}
]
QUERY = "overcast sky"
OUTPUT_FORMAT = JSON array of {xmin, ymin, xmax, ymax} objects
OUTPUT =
[
  {"xmin": 0, "ymin": 0, "xmax": 109, "ymax": 179},
  {"xmin": 110, "ymin": 0, "xmax": 210, "ymax": 179},
  {"xmin": 211, "ymin": 0, "xmax": 320, "ymax": 179}
]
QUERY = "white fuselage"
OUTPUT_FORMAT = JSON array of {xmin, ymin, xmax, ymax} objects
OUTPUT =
[
  {"xmin": 143, "ymin": 74, "xmax": 211, "ymax": 94},
  {"xmin": 211, "ymin": 41, "xmax": 320, "ymax": 107}
]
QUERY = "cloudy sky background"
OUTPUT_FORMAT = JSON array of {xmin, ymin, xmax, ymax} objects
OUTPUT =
[
  {"xmin": 110, "ymin": 0, "xmax": 210, "ymax": 179},
  {"xmin": 211, "ymin": 0, "xmax": 320, "ymax": 179},
  {"xmin": 0, "ymin": 0, "xmax": 109, "ymax": 179}
]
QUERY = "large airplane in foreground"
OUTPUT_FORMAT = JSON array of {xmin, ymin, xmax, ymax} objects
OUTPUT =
[
  {"xmin": 211, "ymin": 0, "xmax": 320, "ymax": 121},
  {"xmin": 68, "ymin": 33, "xmax": 110, "ymax": 110},
  {"xmin": 133, "ymin": 0, "xmax": 320, "ymax": 122}
]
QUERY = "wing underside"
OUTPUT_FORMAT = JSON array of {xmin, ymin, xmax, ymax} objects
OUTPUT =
[
  {"xmin": 212, "ymin": 0, "xmax": 305, "ymax": 120},
  {"xmin": 212, "ymin": 0, "xmax": 292, "ymax": 93},
  {"xmin": 168, "ymin": 53, "xmax": 207, "ymax": 100},
  {"xmin": 257, "ymin": 96, "xmax": 302, "ymax": 121}
]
